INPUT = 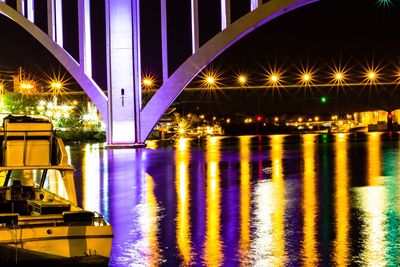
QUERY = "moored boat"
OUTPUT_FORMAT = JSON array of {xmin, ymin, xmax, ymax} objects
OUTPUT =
[{"xmin": 0, "ymin": 115, "xmax": 113, "ymax": 265}]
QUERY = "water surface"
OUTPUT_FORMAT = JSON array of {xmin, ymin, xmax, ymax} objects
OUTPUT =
[{"xmin": 67, "ymin": 133, "xmax": 400, "ymax": 266}]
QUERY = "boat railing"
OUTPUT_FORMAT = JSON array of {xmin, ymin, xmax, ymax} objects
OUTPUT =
[{"xmin": 0, "ymin": 211, "xmax": 109, "ymax": 229}]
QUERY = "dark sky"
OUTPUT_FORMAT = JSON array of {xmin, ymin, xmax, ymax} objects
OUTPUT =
[{"xmin": 1, "ymin": 0, "xmax": 400, "ymax": 115}]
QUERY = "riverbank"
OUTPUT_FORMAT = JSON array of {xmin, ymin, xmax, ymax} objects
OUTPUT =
[{"xmin": 56, "ymin": 129, "xmax": 106, "ymax": 143}]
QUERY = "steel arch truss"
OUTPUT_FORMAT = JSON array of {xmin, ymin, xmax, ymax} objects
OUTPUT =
[
  {"xmin": 0, "ymin": 2, "xmax": 108, "ymax": 125},
  {"xmin": 140, "ymin": 0, "xmax": 318, "ymax": 141}
]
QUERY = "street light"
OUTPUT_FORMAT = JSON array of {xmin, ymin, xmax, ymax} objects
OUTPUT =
[
  {"xmin": 267, "ymin": 73, "xmax": 281, "ymax": 86},
  {"xmin": 142, "ymin": 75, "xmax": 155, "ymax": 89},
  {"xmin": 367, "ymin": 71, "xmax": 376, "ymax": 80},
  {"xmin": 200, "ymin": 67, "xmax": 221, "ymax": 88},
  {"xmin": 236, "ymin": 74, "xmax": 248, "ymax": 86},
  {"xmin": 19, "ymin": 80, "xmax": 35, "ymax": 94},
  {"xmin": 298, "ymin": 69, "xmax": 314, "ymax": 86}
]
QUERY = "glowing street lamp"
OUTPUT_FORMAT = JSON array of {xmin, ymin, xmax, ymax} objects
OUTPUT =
[
  {"xmin": 301, "ymin": 73, "xmax": 311, "ymax": 83},
  {"xmin": 267, "ymin": 73, "xmax": 281, "ymax": 86},
  {"xmin": 367, "ymin": 71, "xmax": 376, "ymax": 80},
  {"xmin": 236, "ymin": 74, "xmax": 248, "ymax": 86},
  {"xmin": 51, "ymin": 82, "xmax": 62, "ymax": 89},
  {"xmin": 298, "ymin": 69, "xmax": 315, "ymax": 86},
  {"xmin": 200, "ymin": 67, "xmax": 222, "ymax": 88},
  {"xmin": 19, "ymin": 81, "xmax": 35, "ymax": 94},
  {"xmin": 142, "ymin": 77, "xmax": 155, "ymax": 89},
  {"xmin": 335, "ymin": 72, "xmax": 343, "ymax": 80},
  {"xmin": 206, "ymin": 76, "xmax": 215, "ymax": 85}
]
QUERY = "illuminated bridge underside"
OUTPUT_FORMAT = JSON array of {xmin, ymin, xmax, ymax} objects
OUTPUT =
[
  {"xmin": 0, "ymin": 0, "xmax": 318, "ymax": 145},
  {"xmin": 0, "ymin": 2, "xmax": 108, "ymax": 126},
  {"xmin": 140, "ymin": 0, "xmax": 318, "ymax": 140}
]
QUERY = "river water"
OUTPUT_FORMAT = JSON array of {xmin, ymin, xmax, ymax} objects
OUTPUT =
[{"xmin": 67, "ymin": 133, "xmax": 400, "ymax": 266}]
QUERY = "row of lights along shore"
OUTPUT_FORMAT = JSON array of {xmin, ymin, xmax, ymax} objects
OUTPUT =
[{"xmin": 141, "ymin": 67, "xmax": 400, "ymax": 89}]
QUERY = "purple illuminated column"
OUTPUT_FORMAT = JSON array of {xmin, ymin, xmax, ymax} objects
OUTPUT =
[{"xmin": 105, "ymin": 0, "xmax": 142, "ymax": 146}]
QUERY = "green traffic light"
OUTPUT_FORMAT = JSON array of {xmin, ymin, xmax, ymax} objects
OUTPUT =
[{"xmin": 321, "ymin": 96, "xmax": 327, "ymax": 103}]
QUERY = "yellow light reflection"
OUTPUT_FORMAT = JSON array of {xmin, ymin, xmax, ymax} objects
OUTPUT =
[
  {"xmin": 301, "ymin": 134, "xmax": 318, "ymax": 266},
  {"xmin": 146, "ymin": 140, "xmax": 158, "ymax": 150},
  {"xmin": 43, "ymin": 170, "xmax": 68, "ymax": 199},
  {"xmin": 252, "ymin": 135, "xmax": 286, "ymax": 266},
  {"xmin": 82, "ymin": 143, "xmax": 100, "ymax": 212},
  {"xmin": 204, "ymin": 137, "xmax": 223, "ymax": 266},
  {"xmin": 239, "ymin": 136, "xmax": 251, "ymax": 263},
  {"xmin": 367, "ymin": 133, "xmax": 382, "ymax": 186},
  {"xmin": 355, "ymin": 186, "xmax": 387, "ymax": 266},
  {"xmin": 333, "ymin": 134, "xmax": 350, "ymax": 266},
  {"xmin": 175, "ymin": 138, "xmax": 192, "ymax": 265},
  {"xmin": 271, "ymin": 135, "xmax": 286, "ymax": 265},
  {"xmin": 142, "ymin": 174, "xmax": 162, "ymax": 266}
]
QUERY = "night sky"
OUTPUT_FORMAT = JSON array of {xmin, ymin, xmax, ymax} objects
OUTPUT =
[{"xmin": 1, "ymin": 0, "xmax": 400, "ymax": 115}]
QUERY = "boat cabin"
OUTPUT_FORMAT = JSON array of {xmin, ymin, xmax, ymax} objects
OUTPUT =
[{"xmin": 0, "ymin": 115, "xmax": 81, "ymax": 223}]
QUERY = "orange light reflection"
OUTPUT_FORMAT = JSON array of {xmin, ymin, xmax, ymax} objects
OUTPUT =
[
  {"xmin": 204, "ymin": 137, "xmax": 223, "ymax": 266},
  {"xmin": 333, "ymin": 134, "xmax": 350, "ymax": 266},
  {"xmin": 252, "ymin": 135, "xmax": 286, "ymax": 266},
  {"xmin": 301, "ymin": 134, "xmax": 318, "ymax": 266},
  {"xmin": 239, "ymin": 136, "xmax": 251, "ymax": 264},
  {"xmin": 175, "ymin": 138, "xmax": 193, "ymax": 265},
  {"xmin": 367, "ymin": 133, "xmax": 382, "ymax": 186}
]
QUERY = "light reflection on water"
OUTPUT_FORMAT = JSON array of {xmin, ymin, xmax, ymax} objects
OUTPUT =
[{"xmin": 66, "ymin": 133, "xmax": 400, "ymax": 266}]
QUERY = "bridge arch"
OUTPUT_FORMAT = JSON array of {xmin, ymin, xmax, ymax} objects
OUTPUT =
[
  {"xmin": 0, "ymin": 2, "xmax": 108, "ymax": 125},
  {"xmin": 140, "ymin": 0, "xmax": 318, "ymax": 140}
]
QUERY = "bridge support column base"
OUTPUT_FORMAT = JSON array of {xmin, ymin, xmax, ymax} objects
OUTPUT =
[{"xmin": 105, "ymin": 143, "xmax": 146, "ymax": 149}]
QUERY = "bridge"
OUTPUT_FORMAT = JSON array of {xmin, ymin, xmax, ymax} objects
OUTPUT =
[{"xmin": 0, "ymin": 0, "xmax": 318, "ymax": 147}]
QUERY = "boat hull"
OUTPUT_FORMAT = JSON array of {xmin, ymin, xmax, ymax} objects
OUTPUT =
[{"xmin": 0, "ymin": 224, "xmax": 113, "ymax": 264}]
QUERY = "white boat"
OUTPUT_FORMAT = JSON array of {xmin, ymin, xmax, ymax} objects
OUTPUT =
[{"xmin": 0, "ymin": 115, "xmax": 113, "ymax": 265}]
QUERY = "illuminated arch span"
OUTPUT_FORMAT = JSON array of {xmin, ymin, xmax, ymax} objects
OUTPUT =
[
  {"xmin": 0, "ymin": 2, "xmax": 108, "ymax": 125},
  {"xmin": 140, "ymin": 0, "xmax": 318, "ymax": 140}
]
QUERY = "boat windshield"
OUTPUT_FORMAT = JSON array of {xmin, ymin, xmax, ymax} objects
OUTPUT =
[{"xmin": 0, "ymin": 169, "xmax": 69, "ymax": 200}]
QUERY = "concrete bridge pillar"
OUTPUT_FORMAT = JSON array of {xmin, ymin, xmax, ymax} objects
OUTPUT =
[{"xmin": 105, "ymin": 0, "xmax": 143, "ymax": 147}]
